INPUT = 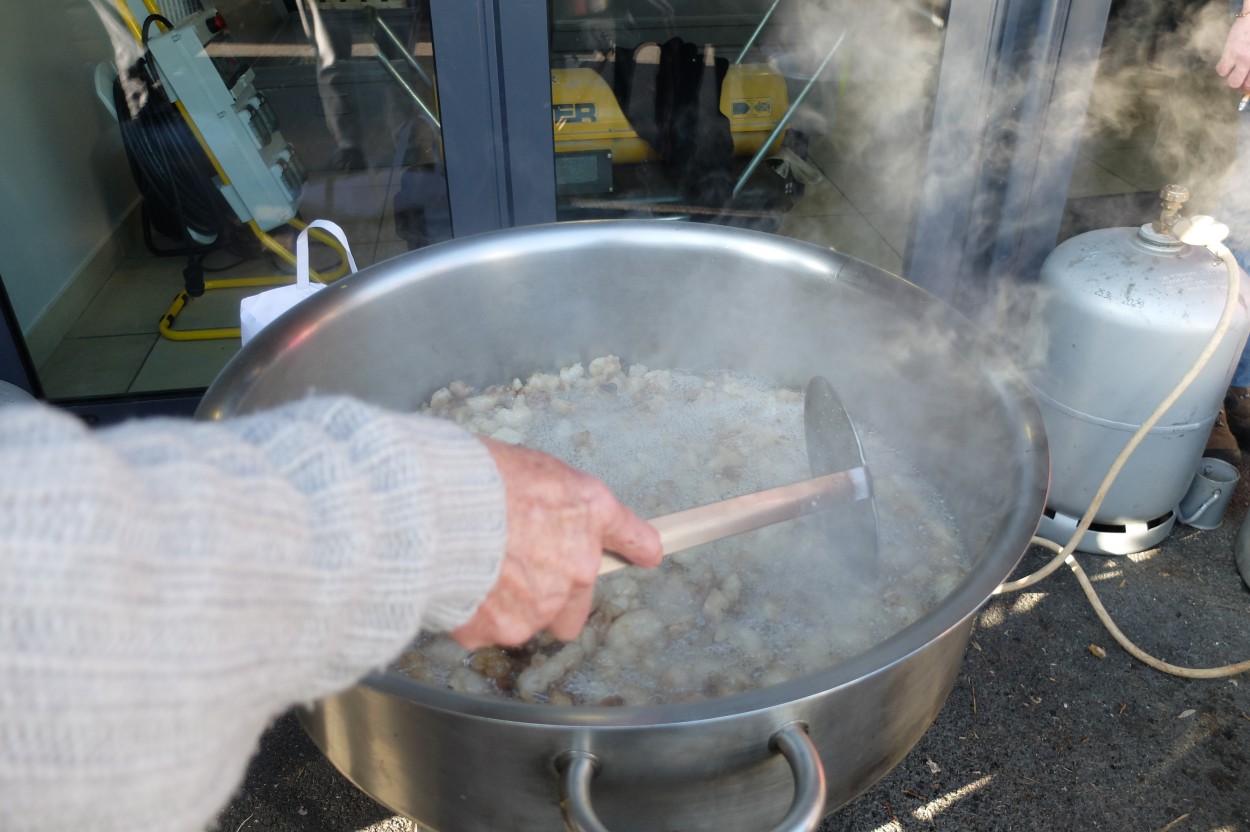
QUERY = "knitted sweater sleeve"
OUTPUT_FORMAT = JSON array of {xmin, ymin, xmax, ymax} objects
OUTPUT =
[{"xmin": 0, "ymin": 396, "xmax": 506, "ymax": 832}]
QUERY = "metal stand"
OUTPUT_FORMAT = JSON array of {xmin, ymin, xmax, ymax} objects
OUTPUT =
[{"xmin": 1036, "ymin": 507, "xmax": 1175, "ymax": 556}]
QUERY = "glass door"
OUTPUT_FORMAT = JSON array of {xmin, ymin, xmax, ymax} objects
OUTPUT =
[
  {"xmin": 0, "ymin": 0, "xmax": 1119, "ymax": 417},
  {"xmin": 545, "ymin": 0, "xmax": 948, "ymax": 277},
  {"xmin": 1058, "ymin": 1, "xmax": 1244, "ymax": 244},
  {"xmin": 0, "ymin": 0, "xmax": 448, "ymax": 414},
  {"xmin": 540, "ymin": 0, "xmax": 1122, "ymax": 305}
]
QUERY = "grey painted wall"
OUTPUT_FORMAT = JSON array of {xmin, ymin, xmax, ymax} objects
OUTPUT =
[{"xmin": 0, "ymin": 0, "xmax": 139, "ymax": 333}]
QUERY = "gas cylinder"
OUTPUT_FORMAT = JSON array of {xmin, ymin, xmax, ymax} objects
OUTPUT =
[{"xmin": 1026, "ymin": 186, "xmax": 1250, "ymax": 554}]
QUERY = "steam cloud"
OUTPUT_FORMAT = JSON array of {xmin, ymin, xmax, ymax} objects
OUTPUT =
[
  {"xmin": 1087, "ymin": 0, "xmax": 1241, "ymax": 217},
  {"xmin": 764, "ymin": 1, "xmax": 1243, "ymax": 287}
]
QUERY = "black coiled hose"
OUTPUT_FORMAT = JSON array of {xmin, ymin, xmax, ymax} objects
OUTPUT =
[
  {"xmin": 111, "ymin": 12, "xmax": 252, "ymax": 292},
  {"xmin": 112, "ymin": 61, "xmax": 226, "ymax": 247}
]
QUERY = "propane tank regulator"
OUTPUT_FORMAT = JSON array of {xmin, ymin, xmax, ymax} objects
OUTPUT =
[{"xmin": 1025, "ymin": 185, "xmax": 1250, "ymax": 555}]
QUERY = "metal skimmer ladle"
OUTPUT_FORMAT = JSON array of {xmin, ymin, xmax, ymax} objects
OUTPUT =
[{"xmin": 600, "ymin": 376, "xmax": 880, "ymax": 575}]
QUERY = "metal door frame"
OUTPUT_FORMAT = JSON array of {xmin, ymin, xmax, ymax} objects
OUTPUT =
[
  {"xmin": 906, "ymin": 0, "xmax": 1114, "ymax": 310},
  {"xmin": 429, "ymin": 0, "xmax": 557, "ymax": 236}
]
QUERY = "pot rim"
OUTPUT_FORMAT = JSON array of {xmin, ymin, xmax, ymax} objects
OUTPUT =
[{"xmin": 206, "ymin": 221, "xmax": 1050, "ymax": 727}]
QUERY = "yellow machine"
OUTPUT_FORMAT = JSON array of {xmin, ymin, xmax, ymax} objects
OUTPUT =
[{"xmin": 550, "ymin": 64, "xmax": 789, "ymax": 164}]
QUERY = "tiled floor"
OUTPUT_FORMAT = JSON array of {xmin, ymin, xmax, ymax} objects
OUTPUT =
[{"xmin": 37, "ymin": 162, "xmax": 414, "ymax": 400}]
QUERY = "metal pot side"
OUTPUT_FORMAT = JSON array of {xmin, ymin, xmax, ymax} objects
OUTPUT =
[
  {"xmin": 200, "ymin": 221, "xmax": 1049, "ymax": 832},
  {"xmin": 299, "ymin": 616, "xmax": 971, "ymax": 832}
]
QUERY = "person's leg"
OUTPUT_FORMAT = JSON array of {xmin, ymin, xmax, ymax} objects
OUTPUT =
[
  {"xmin": 1220, "ymin": 108, "xmax": 1250, "ymax": 442},
  {"xmin": 1210, "ymin": 156, "xmax": 1250, "ymax": 456},
  {"xmin": 302, "ymin": 0, "xmax": 366, "ymax": 169},
  {"xmin": 1217, "ymin": 0, "xmax": 1250, "ymax": 447},
  {"xmin": 1225, "ymin": 343, "xmax": 1250, "ymax": 446}
]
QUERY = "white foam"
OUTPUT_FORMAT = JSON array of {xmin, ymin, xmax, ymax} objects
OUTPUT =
[{"xmin": 405, "ymin": 357, "xmax": 966, "ymax": 705}]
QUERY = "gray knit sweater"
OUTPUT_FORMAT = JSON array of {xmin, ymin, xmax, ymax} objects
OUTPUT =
[{"xmin": 0, "ymin": 397, "xmax": 506, "ymax": 832}]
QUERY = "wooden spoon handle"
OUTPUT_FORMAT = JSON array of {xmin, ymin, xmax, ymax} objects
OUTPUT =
[{"xmin": 599, "ymin": 467, "xmax": 870, "ymax": 575}]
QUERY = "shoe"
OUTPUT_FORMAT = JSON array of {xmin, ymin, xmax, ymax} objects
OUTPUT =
[
  {"xmin": 1205, "ymin": 406, "xmax": 1242, "ymax": 467},
  {"xmin": 328, "ymin": 146, "xmax": 367, "ymax": 172},
  {"xmin": 1225, "ymin": 386, "xmax": 1250, "ymax": 447}
]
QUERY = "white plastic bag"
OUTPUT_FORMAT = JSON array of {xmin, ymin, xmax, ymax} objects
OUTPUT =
[{"xmin": 239, "ymin": 219, "xmax": 358, "ymax": 345}]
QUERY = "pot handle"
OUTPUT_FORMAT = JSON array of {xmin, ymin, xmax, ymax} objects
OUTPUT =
[{"xmin": 558, "ymin": 721, "xmax": 827, "ymax": 832}]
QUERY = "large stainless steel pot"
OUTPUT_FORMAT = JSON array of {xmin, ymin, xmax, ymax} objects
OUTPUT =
[{"xmin": 198, "ymin": 221, "xmax": 1048, "ymax": 832}]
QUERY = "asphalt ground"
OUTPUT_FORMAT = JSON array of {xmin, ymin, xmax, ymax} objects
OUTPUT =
[{"xmin": 210, "ymin": 464, "xmax": 1250, "ymax": 832}]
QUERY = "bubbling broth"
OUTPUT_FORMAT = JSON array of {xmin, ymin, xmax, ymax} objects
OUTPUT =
[{"xmin": 391, "ymin": 356, "xmax": 967, "ymax": 705}]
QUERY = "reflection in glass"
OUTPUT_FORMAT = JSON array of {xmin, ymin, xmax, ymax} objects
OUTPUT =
[
  {"xmin": 548, "ymin": 0, "xmax": 949, "ymax": 274},
  {"xmin": 8, "ymin": 1, "xmax": 446, "ymax": 400},
  {"xmin": 1060, "ymin": 2, "xmax": 1243, "ymax": 242}
]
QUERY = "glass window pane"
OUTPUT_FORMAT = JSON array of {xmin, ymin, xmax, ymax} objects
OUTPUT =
[
  {"xmin": 548, "ymin": 0, "xmax": 949, "ymax": 276},
  {"xmin": 1, "ymin": 0, "xmax": 447, "ymax": 401},
  {"xmin": 1060, "ymin": 1, "xmax": 1240, "ymax": 241}
]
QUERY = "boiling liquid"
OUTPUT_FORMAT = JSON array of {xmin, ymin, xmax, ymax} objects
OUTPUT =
[{"xmin": 392, "ymin": 357, "xmax": 966, "ymax": 705}]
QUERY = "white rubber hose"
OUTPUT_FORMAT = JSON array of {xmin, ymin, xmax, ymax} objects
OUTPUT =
[{"xmin": 995, "ymin": 224, "xmax": 1250, "ymax": 679}]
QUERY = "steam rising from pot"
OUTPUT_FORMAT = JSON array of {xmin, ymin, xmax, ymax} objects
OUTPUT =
[{"xmin": 763, "ymin": 1, "xmax": 1242, "ymax": 310}]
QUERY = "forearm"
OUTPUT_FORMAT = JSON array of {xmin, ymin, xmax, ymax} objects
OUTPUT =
[{"xmin": 0, "ymin": 397, "xmax": 505, "ymax": 831}]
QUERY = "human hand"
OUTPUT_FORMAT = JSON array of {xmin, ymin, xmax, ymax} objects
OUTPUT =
[
  {"xmin": 1217, "ymin": 14, "xmax": 1250, "ymax": 91},
  {"xmin": 451, "ymin": 439, "xmax": 662, "ymax": 649}
]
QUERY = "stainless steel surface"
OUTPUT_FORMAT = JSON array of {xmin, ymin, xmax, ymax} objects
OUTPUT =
[
  {"xmin": 199, "ymin": 220, "xmax": 1049, "ymax": 832},
  {"xmin": 1026, "ymin": 220, "xmax": 1249, "ymax": 552},
  {"xmin": 598, "ymin": 467, "xmax": 871, "ymax": 575},
  {"xmin": 559, "ymin": 722, "xmax": 826, "ymax": 832},
  {"xmin": 1176, "ymin": 457, "xmax": 1239, "ymax": 531},
  {"xmin": 804, "ymin": 376, "xmax": 880, "ymax": 578}
]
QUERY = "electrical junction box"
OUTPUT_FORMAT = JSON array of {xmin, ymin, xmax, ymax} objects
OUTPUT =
[
  {"xmin": 145, "ymin": 9, "xmax": 304, "ymax": 231},
  {"xmin": 554, "ymin": 150, "xmax": 613, "ymax": 195}
]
